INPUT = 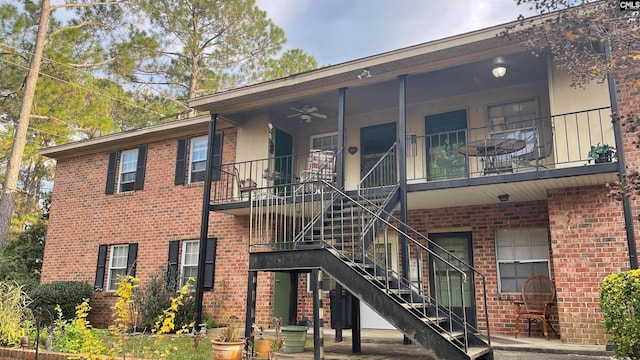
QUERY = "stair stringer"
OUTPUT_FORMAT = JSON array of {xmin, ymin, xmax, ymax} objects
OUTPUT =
[{"xmin": 248, "ymin": 248, "xmax": 493, "ymax": 360}]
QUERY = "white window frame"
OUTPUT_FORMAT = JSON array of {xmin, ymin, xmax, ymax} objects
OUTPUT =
[
  {"xmin": 118, "ymin": 149, "xmax": 138, "ymax": 193},
  {"xmin": 107, "ymin": 244, "xmax": 129, "ymax": 292},
  {"xmin": 181, "ymin": 240, "xmax": 199, "ymax": 286},
  {"xmin": 495, "ymin": 228, "xmax": 550, "ymax": 294},
  {"xmin": 189, "ymin": 136, "xmax": 208, "ymax": 183},
  {"xmin": 306, "ymin": 271, "xmax": 334, "ymax": 293},
  {"xmin": 310, "ymin": 131, "xmax": 338, "ymax": 151}
]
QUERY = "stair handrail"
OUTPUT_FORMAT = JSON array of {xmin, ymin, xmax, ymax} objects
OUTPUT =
[
  {"xmin": 354, "ymin": 190, "xmax": 491, "ymax": 344},
  {"xmin": 358, "ymin": 142, "xmax": 398, "ymax": 198},
  {"xmin": 317, "ymin": 179, "xmax": 490, "ymax": 351}
]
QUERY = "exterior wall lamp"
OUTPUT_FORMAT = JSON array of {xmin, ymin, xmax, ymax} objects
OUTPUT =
[{"xmin": 491, "ymin": 64, "xmax": 507, "ymax": 78}]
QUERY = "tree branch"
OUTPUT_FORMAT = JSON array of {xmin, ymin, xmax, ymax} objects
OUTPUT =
[{"xmin": 50, "ymin": 1, "xmax": 125, "ymax": 10}]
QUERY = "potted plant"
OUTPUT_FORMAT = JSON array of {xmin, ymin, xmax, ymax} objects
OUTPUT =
[
  {"xmin": 252, "ymin": 324, "xmax": 272, "ymax": 358},
  {"xmin": 211, "ymin": 326, "xmax": 245, "ymax": 360},
  {"xmin": 587, "ymin": 143, "xmax": 616, "ymax": 163}
]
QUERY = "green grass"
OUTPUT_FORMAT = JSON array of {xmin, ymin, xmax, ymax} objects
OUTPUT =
[{"xmin": 109, "ymin": 334, "xmax": 213, "ymax": 360}]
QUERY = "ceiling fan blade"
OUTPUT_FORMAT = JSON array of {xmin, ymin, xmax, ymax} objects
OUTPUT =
[
  {"xmin": 289, "ymin": 107, "xmax": 303, "ymax": 113},
  {"xmin": 286, "ymin": 113, "xmax": 301, "ymax": 118},
  {"xmin": 306, "ymin": 106, "xmax": 318, "ymax": 113},
  {"xmin": 311, "ymin": 112, "xmax": 328, "ymax": 119}
]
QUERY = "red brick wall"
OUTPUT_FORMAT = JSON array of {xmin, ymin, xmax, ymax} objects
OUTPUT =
[
  {"xmin": 41, "ymin": 128, "xmax": 279, "ymax": 328},
  {"xmin": 548, "ymin": 185, "xmax": 629, "ymax": 345},
  {"xmin": 406, "ymin": 201, "xmax": 553, "ymax": 337}
]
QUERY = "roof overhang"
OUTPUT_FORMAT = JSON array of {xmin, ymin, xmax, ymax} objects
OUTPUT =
[
  {"xmin": 189, "ymin": 18, "xmax": 533, "ymax": 115},
  {"xmin": 41, "ymin": 114, "xmax": 233, "ymax": 160}
]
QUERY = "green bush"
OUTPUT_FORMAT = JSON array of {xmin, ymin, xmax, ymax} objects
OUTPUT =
[
  {"xmin": 135, "ymin": 270, "xmax": 199, "ymax": 332},
  {"xmin": 600, "ymin": 269, "xmax": 640, "ymax": 359},
  {"xmin": 28, "ymin": 281, "xmax": 92, "ymax": 321}
]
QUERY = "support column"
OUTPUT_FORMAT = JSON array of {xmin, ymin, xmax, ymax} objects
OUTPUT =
[
  {"xmin": 312, "ymin": 269, "xmax": 324, "ymax": 360},
  {"xmin": 351, "ymin": 295, "xmax": 361, "ymax": 353},
  {"xmin": 337, "ymin": 87, "xmax": 347, "ymax": 189},
  {"xmin": 334, "ymin": 283, "xmax": 343, "ymax": 342},
  {"xmin": 244, "ymin": 271, "xmax": 258, "ymax": 354},
  {"xmin": 194, "ymin": 113, "xmax": 217, "ymax": 331},
  {"xmin": 398, "ymin": 75, "xmax": 412, "ymax": 345},
  {"xmin": 288, "ymin": 271, "xmax": 299, "ymax": 325}
]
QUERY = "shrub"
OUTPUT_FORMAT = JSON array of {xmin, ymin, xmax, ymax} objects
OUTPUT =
[
  {"xmin": 0, "ymin": 281, "xmax": 34, "ymax": 346},
  {"xmin": 600, "ymin": 269, "xmax": 640, "ymax": 359},
  {"xmin": 29, "ymin": 281, "xmax": 92, "ymax": 321}
]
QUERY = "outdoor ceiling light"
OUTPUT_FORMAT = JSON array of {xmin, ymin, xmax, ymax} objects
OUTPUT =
[
  {"xmin": 498, "ymin": 194, "xmax": 510, "ymax": 202},
  {"xmin": 491, "ymin": 64, "xmax": 507, "ymax": 78}
]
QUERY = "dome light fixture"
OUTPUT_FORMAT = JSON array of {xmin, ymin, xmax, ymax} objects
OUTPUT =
[{"xmin": 491, "ymin": 64, "xmax": 507, "ymax": 78}]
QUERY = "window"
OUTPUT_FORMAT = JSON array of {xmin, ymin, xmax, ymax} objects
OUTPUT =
[
  {"xmin": 189, "ymin": 136, "xmax": 207, "ymax": 183},
  {"xmin": 105, "ymin": 145, "xmax": 147, "ymax": 194},
  {"xmin": 496, "ymin": 228, "xmax": 550, "ymax": 293},
  {"xmin": 488, "ymin": 99, "xmax": 537, "ymax": 132},
  {"xmin": 94, "ymin": 243, "xmax": 137, "ymax": 292},
  {"xmin": 118, "ymin": 149, "xmax": 138, "ymax": 192},
  {"xmin": 107, "ymin": 245, "xmax": 130, "ymax": 291},
  {"xmin": 177, "ymin": 134, "xmax": 223, "ymax": 185},
  {"xmin": 181, "ymin": 240, "xmax": 199, "ymax": 286},
  {"xmin": 310, "ymin": 132, "xmax": 338, "ymax": 151}
]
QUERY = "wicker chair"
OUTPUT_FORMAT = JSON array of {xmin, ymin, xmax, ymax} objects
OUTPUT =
[{"xmin": 513, "ymin": 275, "xmax": 556, "ymax": 340}]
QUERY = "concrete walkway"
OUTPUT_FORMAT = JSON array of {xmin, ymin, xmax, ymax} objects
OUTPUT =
[{"xmin": 271, "ymin": 329, "xmax": 615, "ymax": 360}]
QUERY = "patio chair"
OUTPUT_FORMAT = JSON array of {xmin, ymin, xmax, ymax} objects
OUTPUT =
[
  {"xmin": 513, "ymin": 275, "xmax": 556, "ymax": 340},
  {"xmin": 234, "ymin": 167, "xmax": 257, "ymax": 199},
  {"xmin": 298, "ymin": 149, "xmax": 336, "ymax": 193}
]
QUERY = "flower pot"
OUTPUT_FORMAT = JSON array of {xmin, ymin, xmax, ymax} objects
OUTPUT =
[
  {"xmin": 255, "ymin": 339, "xmax": 272, "ymax": 357},
  {"xmin": 596, "ymin": 152, "xmax": 613, "ymax": 163},
  {"xmin": 280, "ymin": 325, "xmax": 308, "ymax": 353},
  {"xmin": 211, "ymin": 339, "xmax": 245, "ymax": 360}
]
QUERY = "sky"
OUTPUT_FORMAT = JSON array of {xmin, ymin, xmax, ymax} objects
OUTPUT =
[{"xmin": 255, "ymin": 0, "xmax": 537, "ymax": 66}]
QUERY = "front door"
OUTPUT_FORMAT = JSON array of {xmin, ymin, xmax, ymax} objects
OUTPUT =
[
  {"xmin": 428, "ymin": 232, "xmax": 476, "ymax": 329},
  {"xmin": 274, "ymin": 128, "xmax": 293, "ymax": 192},
  {"xmin": 273, "ymin": 272, "xmax": 290, "ymax": 326},
  {"xmin": 425, "ymin": 110, "xmax": 467, "ymax": 180},
  {"xmin": 360, "ymin": 122, "xmax": 396, "ymax": 187}
]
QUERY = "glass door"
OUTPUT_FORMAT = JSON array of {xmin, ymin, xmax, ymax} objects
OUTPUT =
[{"xmin": 425, "ymin": 110, "xmax": 467, "ymax": 180}]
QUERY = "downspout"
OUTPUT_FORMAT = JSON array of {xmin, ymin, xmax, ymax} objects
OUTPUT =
[
  {"xmin": 605, "ymin": 36, "xmax": 638, "ymax": 269},
  {"xmin": 195, "ymin": 114, "xmax": 218, "ymax": 331}
]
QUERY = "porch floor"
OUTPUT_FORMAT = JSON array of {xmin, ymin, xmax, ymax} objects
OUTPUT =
[{"xmin": 269, "ymin": 328, "xmax": 612, "ymax": 359}]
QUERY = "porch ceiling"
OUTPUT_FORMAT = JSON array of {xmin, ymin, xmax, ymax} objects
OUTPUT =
[
  {"xmin": 217, "ymin": 50, "xmax": 547, "ymax": 129},
  {"xmin": 406, "ymin": 172, "xmax": 618, "ymax": 210}
]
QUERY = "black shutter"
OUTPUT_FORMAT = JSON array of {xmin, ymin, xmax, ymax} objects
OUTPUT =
[
  {"xmin": 203, "ymin": 237, "xmax": 217, "ymax": 291},
  {"xmin": 105, "ymin": 151, "xmax": 118, "ymax": 194},
  {"xmin": 94, "ymin": 244, "xmax": 108, "ymax": 291},
  {"xmin": 211, "ymin": 133, "xmax": 223, "ymax": 181},
  {"xmin": 167, "ymin": 240, "xmax": 180, "ymax": 291},
  {"xmin": 175, "ymin": 138, "xmax": 187, "ymax": 185},
  {"xmin": 127, "ymin": 243, "xmax": 138, "ymax": 277},
  {"xmin": 133, "ymin": 145, "xmax": 147, "ymax": 191}
]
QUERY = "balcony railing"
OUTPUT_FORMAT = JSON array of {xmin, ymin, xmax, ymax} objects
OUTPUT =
[
  {"xmin": 211, "ymin": 107, "xmax": 614, "ymax": 204},
  {"xmin": 407, "ymin": 106, "xmax": 614, "ymax": 181}
]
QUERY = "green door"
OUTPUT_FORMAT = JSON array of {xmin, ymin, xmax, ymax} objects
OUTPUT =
[
  {"xmin": 273, "ymin": 272, "xmax": 290, "ymax": 326},
  {"xmin": 360, "ymin": 122, "xmax": 397, "ymax": 187},
  {"xmin": 274, "ymin": 128, "xmax": 293, "ymax": 193},
  {"xmin": 425, "ymin": 110, "xmax": 467, "ymax": 180},
  {"xmin": 428, "ymin": 232, "xmax": 476, "ymax": 329}
]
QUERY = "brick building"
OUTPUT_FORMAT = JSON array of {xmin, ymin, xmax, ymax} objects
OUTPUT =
[{"xmin": 41, "ymin": 11, "xmax": 638, "ymax": 360}]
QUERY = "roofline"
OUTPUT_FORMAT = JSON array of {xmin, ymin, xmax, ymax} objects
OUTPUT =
[
  {"xmin": 41, "ymin": 114, "xmax": 216, "ymax": 159},
  {"xmin": 189, "ymin": 15, "xmax": 533, "ymax": 110}
]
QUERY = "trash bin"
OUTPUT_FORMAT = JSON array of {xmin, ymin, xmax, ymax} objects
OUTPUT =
[{"xmin": 329, "ymin": 289, "xmax": 352, "ymax": 329}]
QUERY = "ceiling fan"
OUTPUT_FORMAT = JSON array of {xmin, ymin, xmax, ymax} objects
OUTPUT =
[{"xmin": 286, "ymin": 105, "xmax": 328, "ymax": 123}]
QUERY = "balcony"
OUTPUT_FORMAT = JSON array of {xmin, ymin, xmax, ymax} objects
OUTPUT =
[{"xmin": 210, "ymin": 106, "xmax": 618, "ymax": 213}]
